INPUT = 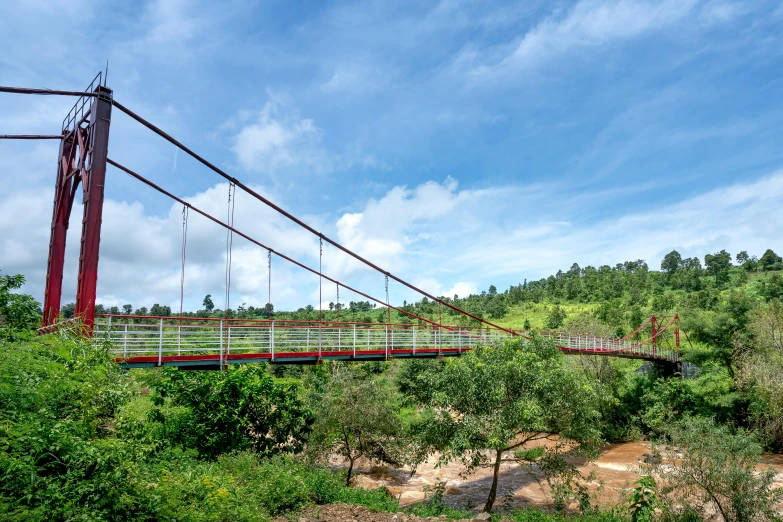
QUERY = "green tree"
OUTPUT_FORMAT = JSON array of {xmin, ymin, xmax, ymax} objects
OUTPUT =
[
  {"xmin": 154, "ymin": 366, "xmax": 313, "ymax": 458},
  {"xmin": 759, "ymin": 249, "xmax": 782, "ymax": 271},
  {"xmin": 705, "ymin": 249, "xmax": 732, "ymax": 285},
  {"xmin": 0, "ymin": 272, "xmax": 40, "ymax": 337},
  {"xmin": 651, "ymin": 418, "xmax": 782, "ymax": 522},
  {"xmin": 411, "ymin": 336, "xmax": 600, "ymax": 512},
  {"xmin": 122, "ymin": 304, "xmax": 132, "ymax": 314},
  {"xmin": 661, "ymin": 250, "xmax": 682, "ymax": 276},
  {"xmin": 307, "ymin": 367, "xmax": 413, "ymax": 485},
  {"xmin": 737, "ymin": 301, "xmax": 783, "ymax": 450},
  {"xmin": 546, "ymin": 305, "xmax": 567, "ymax": 329},
  {"xmin": 736, "ymin": 251, "xmax": 750, "ymax": 265},
  {"xmin": 202, "ymin": 294, "xmax": 215, "ymax": 313}
]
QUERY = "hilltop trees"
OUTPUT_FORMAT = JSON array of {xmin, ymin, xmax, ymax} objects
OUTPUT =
[
  {"xmin": 661, "ymin": 250, "xmax": 682, "ymax": 276},
  {"xmin": 759, "ymin": 249, "xmax": 783, "ymax": 271},
  {"xmin": 705, "ymin": 249, "xmax": 733, "ymax": 285}
]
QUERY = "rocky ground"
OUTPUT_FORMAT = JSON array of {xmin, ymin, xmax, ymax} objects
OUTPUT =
[{"xmin": 279, "ymin": 503, "xmax": 490, "ymax": 522}]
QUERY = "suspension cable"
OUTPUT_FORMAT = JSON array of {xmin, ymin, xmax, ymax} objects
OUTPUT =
[
  {"xmin": 107, "ymin": 158, "xmax": 460, "ymax": 333},
  {"xmin": 0, "ymin": 85, "xmax": 511, "ymax": 332},
  {"xmin": 0, "ymin": 134, "xmax": 63, "ymax": 140},
  {"xmin": 224, "ymin": 183, "xmax": 235, "ymax": 315},
  {"xmin": 107, "ymin": 99, "xmax": 515, "ymax": 335}
]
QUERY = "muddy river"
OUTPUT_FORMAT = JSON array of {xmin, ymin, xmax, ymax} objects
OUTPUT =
[{"xmin": 344, "ymin": 442, "xmax": 783, "ymax": 512}]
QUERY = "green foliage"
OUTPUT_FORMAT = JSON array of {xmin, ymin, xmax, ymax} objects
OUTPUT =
[
  {"xmin": 759, "ymin": 249, "xmax": 783, "ymax": 271},
  {"xmin": 627, "ymin": 476, "xmax": 658, "ymax": 522},
  {"xmin": 651, "ymin": 417, "xmax": 782, "ymax": 522},
  {"xmin": 154, "ymin": 365, "xmax": 314, "ymax": 458},
  {"xmin": 307, "ymin": 366, "xmax": 414, "ymax": 485},
  {"xmin": 0, "ymin": 334, "xmax": 157, "ymax": 520},
  {"xmin": 0, "ymin": 271, "xmax": 40, "ymax": 339},
  {"xmin": 546, "ymin": 304, "xmax": 568, "ymax": 329},
  {"xmin": 410, "ymin": 335, "xmax": 601, "ymax": 511},
  {"xmin": 405, "ymin": 482, "xmax": 473, "ymax": 519},
  {"xmin": 705, "ymin": 249, "xmax": 733, "ymax": 286}
]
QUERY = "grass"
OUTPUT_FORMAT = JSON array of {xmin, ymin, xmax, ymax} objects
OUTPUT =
[{"xmin": 495, "ymin": 302, "xmax": 598, "ymax": 330}]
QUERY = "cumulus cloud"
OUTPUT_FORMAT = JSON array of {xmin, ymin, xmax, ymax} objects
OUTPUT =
[
  {"xmin": 232, "ymin": 96, "xmax": 327, "ymax": 174},
  {"xmin": 3, "ymin": 171, "xmax": 783, "ymax": 313}
]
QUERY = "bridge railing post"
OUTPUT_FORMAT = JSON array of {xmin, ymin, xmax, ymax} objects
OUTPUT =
[
  {"xmin": 158, "ymin": 318, "xmax": 163, "ymax": 367},
  {"xmin": 226, "ymin": 323, "xmax": 231, "ymax": 363},
  {"xmin": 123, "ymin": 324, "xmax": 127, "ymax": 358},
  {"xmin": 385, "ymin": 324, "xmax": 389, "ymax": 360},
  {"xmin": 271, "ymin": 320, "xmax": 275, "ymax": 362},
  {"xmin": 413, "ymin": 326, "xmax": 416, "ymax": 355},
  {"xmin": 107, "ymin": 316, "xmax": 112, "ymax": 342},
  {"xmin": 353, "ymin": 324, "xmax": 356, "ymax": 359},
  {"xmin": 219, "ymin": 319, "xmax": 223, "ymax": 369}
]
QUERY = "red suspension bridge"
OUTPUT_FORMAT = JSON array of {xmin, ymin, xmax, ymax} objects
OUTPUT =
[{"xmin": 1, "ymin": 74, "xmax": 682, "ymax": 370}]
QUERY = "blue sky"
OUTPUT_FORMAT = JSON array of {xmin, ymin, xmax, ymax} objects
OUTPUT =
[{"xmin": 1, "ymin": 0, "xmax": 782, "ymax": 312}]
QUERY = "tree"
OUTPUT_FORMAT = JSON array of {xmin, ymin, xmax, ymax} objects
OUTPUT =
[
  {"xmin": 122, "ymin": 304, "xmax": 132, "ymax": 315},
  {"xmin": 0, "ymin": 272, "xmax": 40, "ymax": 336},
  {"xmin": 488, "ymin": 285, "xmax": 497, "ymax": 296},
  {"xmin": 202, "ymin": 294, "xmax": 214, "ymax": 313},
  {"xmin": 736, "ymin": 251, "xmax": 750, "ymax": 265},
  {"xmin": 411, "ymin": 336, "xmax": 600, "ymax": 512},
  {"xmin": 737, "ymin": 301, "xmax": 783, "ymax": 450},
  {"xmin": 61, "ymin": 303, "xmax": 76, "ymax": 319},
  {"xmin": 661, "ymin": 250, "xmax": 682, "ymax": 276},
  {"xmin": 307, "ymin": 367, "xmax": 413, "ymax": 485},
  {"xmin": 523, "ymin": 318, "xmax": 531, "ymax": 330},
  {"xmin": 759, "ymin": 249, "xmax": 782, "ymax": 271},
  {"xmin": 650, "ymin": 418, "xmax": 782, "ymax": 522},
  {"xmin": 150, "ymin": 303, "xmax": 171, "ymax": 317},
  {"xmin": 154, "ymin": 365, "xmax": 313, "ymax": 458},
  {"xmin": 704, "ymin": 249, "xmax": 732, "ymax": 285},
  {"xmin": 546, "ymin": 305, "xmax": 567, "ymax": 329}
]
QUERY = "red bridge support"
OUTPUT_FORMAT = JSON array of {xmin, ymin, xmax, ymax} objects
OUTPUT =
[{"xmin": 42, "ymin": 80, "xmax": 112, "ymax": 332}]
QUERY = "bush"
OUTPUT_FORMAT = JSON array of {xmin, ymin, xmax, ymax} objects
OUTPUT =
[{"xmin": 651, "ymin": 418, "xmax": 782, "ymax": 522}]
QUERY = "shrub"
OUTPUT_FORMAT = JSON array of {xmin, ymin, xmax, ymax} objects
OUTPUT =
[{"xmin": 651, "ymin": 417, "xmax": 782, "ymax": 522}]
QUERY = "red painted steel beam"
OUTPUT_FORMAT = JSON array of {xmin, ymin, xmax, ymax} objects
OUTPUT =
[
  {"xmin": 110, "ymin": 100, "xmax": 516, "ymax": 336},
  {"xmin": 73, "ymin": 86, "xmax": 112, "ymax": 331},
  {"xmin": 107, "ymin": 159, "xmax": 461, "ymax": 333},
  {"xmin": 42, "ymin": 134, "xmax": 77, "ymax": 326}
]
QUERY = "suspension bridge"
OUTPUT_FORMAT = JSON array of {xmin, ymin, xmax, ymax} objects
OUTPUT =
[{"xmin": 1, "ymin": 73, "xmax": 682, "ymax": 370}]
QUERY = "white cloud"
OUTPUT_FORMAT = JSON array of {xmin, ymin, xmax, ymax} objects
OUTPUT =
[
  {"xmin": 232, "ymin": 96, "xmax": 326, "ymax": 174},
  {"xmin": 463, "ymin": 0, "xmax": 700, "ymax": 80},
  {"xmin": 3, "ymin": 170, "xmax": 783, "ymax": 314}
]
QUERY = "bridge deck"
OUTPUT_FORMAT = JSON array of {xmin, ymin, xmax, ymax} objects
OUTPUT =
[{"xmin": 93, "ymin": 315, "xmax": 679, "ymax": 369}]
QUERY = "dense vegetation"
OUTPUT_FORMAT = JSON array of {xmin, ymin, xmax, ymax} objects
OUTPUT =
[{"xmin": 2, "ymin": 247, "xmax": 782, "ymax": 521}]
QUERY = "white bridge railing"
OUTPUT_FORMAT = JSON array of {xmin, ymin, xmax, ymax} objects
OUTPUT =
[{"xmin": 93, "ymin": 315, "xmax": 678, "ymax": 364}]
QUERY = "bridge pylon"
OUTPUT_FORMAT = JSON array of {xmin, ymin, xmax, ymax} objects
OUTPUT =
[{"xmin": 42, "ymin": 73, "xmax": 112, "ymax": 332}]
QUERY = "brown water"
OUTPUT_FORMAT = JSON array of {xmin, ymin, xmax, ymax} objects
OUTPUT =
[{"xmin": 343, "ymin": 442, "xmax": 783, "ymax": 512}]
